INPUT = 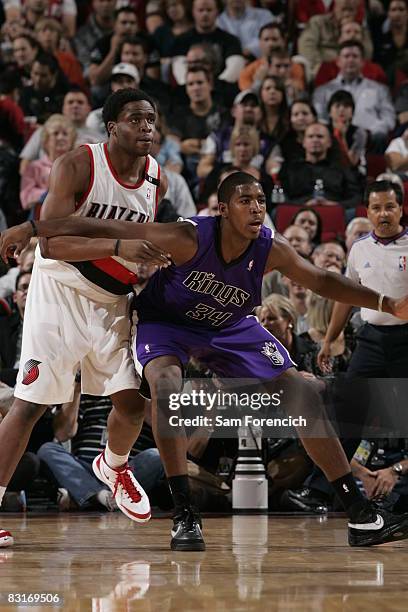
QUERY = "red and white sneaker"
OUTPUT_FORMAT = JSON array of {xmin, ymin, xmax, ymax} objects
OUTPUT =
[
  {"xmin": 0, "ymin": 529, "xmax": 14, "ymax": 547},
  {"xmin": 92, "ymin": 452, "xmax": 151, "ymax": 523}
]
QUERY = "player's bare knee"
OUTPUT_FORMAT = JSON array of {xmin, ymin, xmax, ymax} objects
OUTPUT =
[{"xmin": 148, "ymin": 365, "xmax": 183, "ymax": 399}]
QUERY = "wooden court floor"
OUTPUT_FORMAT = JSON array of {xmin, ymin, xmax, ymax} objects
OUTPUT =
[{"xmin": 1, "ymin": 513, "xmax": 408, "ymax": 611}]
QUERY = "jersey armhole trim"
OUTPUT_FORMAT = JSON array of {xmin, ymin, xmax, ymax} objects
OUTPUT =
[
  {"xmin": 75, "ymin": 144, "xmax": 94, "ymax": 210},
  {"xmin": 154, "ymin": 164, "xmax": 161, "ymax": 219}
]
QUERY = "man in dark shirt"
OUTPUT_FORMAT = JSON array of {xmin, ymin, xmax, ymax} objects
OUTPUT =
[
  {"xmin": 170, "ymin": 0, "xmax": 244, "ymax": 84},
  {"xmin": 279, "ymin": 122, "xmax": 362, "ymax": 210},
  {"xmin": 169, "ymin": 65, "xmax": 226, "ymax": 190},
  {"xmin": 19, "ymin": 53, "xmax": 67, "ymax": 124}
]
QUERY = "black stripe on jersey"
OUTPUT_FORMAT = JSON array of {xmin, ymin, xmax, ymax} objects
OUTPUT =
[
  {"xmin": 69, "ymin": 260, "xmax": 133, "ymax": 295},
  {"xmin": 145, "ymin": 173, "xmax": 160, "ymax": 187}
]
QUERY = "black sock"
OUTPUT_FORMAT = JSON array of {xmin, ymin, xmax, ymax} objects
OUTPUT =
[
  {"xmin": 168, "ymin": 475, "xmax": 191, "ymax": 511},
  {"xmin": 330, "ymin": 472, "xmax": 369, "ymax": 521}
]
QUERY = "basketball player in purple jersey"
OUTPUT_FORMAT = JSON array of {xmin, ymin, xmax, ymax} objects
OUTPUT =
[
  {"xmin": 3, "ymin": 172, "xmax": 408, "ymax": 551},
  {"xmin": 0, "ymin": 89, "xmax": 171, "ymax": 547}
]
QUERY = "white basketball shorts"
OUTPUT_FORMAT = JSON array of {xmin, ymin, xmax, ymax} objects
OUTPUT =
[{"xmin": 15, "ymin": 264, "xmax": 139, "ymax": 404}]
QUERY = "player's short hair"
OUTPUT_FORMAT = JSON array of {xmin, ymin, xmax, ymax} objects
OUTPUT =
[
  {"xmin": 218, "ymin": 172, "xmax": 260, "ymax": 204},
  {"xmin": 364, "ymin": 179, "xmax": 403, "ymax": 207},
  {"xmin": 102, "ymin": 88, "xmax": 157, "ymax": 130}
]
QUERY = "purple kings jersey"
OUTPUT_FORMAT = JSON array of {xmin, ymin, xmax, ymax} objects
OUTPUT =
[{"xmin": 136, "ymin": 216, "xmax": 273, "ymax": 329}]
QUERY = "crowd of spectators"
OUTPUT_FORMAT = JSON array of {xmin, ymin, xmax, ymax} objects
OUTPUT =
[{"xmin": 1, "ymin": 0, "xmax": 408, "ymax": 516}]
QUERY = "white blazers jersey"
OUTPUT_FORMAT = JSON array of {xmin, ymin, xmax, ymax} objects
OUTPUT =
[{"xmin": 36, "ymin": 143, "xmax": 160, "ymax": 302}]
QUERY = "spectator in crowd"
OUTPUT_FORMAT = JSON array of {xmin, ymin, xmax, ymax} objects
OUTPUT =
[
  {"xmin": 197, "ymin": 191, "xmax": 220, "ymax": 216},
  {"xmin": 20, "ymin": 114, "xmax": 76, "ymax": 213},
  {"xmin": 202, "ymin": 125, "xmax": 262, "ymax": 189},
  {"xmin": 116, "ymin": 36, "xmax": 172, "ymax": 116},
  {"xmin": 265, "ymin": 48, "xmax": 306, "ymax": 105},
  {"xmin": 313, "ymin": 41, "xmax": 395, "ymax": 152},
  {"xmin": 150, "ymin": 127, "xmax": 196, "ymax": 217},
  {"xmin": 298, "ymin": 0, "xmax": 373, "ymax": 76},
  {"xmin": 239, "ymin": 22, "xmax": 306, "ymax": 91},
  {"xmin": 283, "ymin": 224, "xmax": 313, "ymax": 257},
  {"xmin": 262, "ymin": 225, "xmax": 312, "ymax": 299},
  {"xmin": 301, "ymin": 292, "xmax": 354, "ymax": 375},
  {"xmin": 19, "ymin": 52, "xmax": 68, "ymax": 125},
  {"xmin": 88, "ymin": 6, "xmax": 140, "ymax": 95},
  {"xmin": 152, "ymin": 0, "xmax": 193, "ymax": 59},
  {"xmin": 169, "ymin": 65, "xmax": 226, "ymax": 189},
  {"xmin": 86, "ymin": 62, "xmax": 140, "ymax": 139},
  {"xmin": 258, "ymin": 294, "xmax": 318, "ymax": 373},
  {"xmin": 372, "ymin": 0, "xmax": 408, "ymax": 86},
  {"xmin": 170, "ymin": 0, "xmax": 245, "ymax": 84},
  {"xmin": 20, "ymin": 87, "xmax": 101, "ymax": 175},
  {"xmin": 314, "ymin": 20, "xmax": 387, "ymax": 87},
  {"xmin": 326, "ymin": 89, "xmax": 367, "ymax": 176},
  {"xmin": 153, "ymin": 113, "xmax": 183, "ymax": 173},
  {"xmin": 34, "ymin": 18, "xmax": 87, "ymax": 91},
  {"xmin": 345, "ymin": 216, "xmax": 372, "ymax": 253},
  {"xmin": 258, "ymin": 75, "xmax": 288, "ymax": 152},
  {"xmin": 37, "ymin": 384, "xmax": 166, "ymax": 512},
  {"xmin": 281, "ymin": 275, "xmax": 309, "ymax": 334},
  {"xmin": 197, "ymin": 90, "xmax": 262, "ymax": 179},
  {"xmin": 0, "ymin": 70, "xmax": 25, "ymax": 152},
  {"xmin": 0, "ymin": 242, "xmax": 35, "ymax": 301},
  {"xmin": 266, "ymin": 100, "xmax": 317, "ymax": 177},
  {"xmin": 74, "ymin": 0, "xmax": 116, "ymax": 72},
  {"xmin": 228, "ymin": 125, "xmax": 261, "ymax": 178},
  {"xmin": 173, "ymin": 41, "xmax": 239, "ymax": 108},
  {"xmin": 216, "ymin": 0, "xmax": 273, "ymax": 59},
  {"xmin": 385, "ymin": 125, "xmax": 408, "ymax": 178},
  {"xmin": 11, "ymin": 34, "xmax": 40, "ymax": 87},
  {"xmin": 291, "ymin": 207, "xmax": 323, "ymax": 247},
  {"xmin": 0, "ymin": 269, "xmax": 32, "ymax": 385},
  {"xmin": 279, "ymin": 122, "xmax": 362, "ymax": 210},
  {"xmin": 312, "ymin": 241, "xmax": 347, "ymax": 274}
]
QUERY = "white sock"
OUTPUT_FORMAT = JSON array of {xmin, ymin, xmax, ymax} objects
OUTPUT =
[
  {"xmin": 104, "ymin": 443, "xmax": 129, "ymax": 469},
  {"xmin": 0, "ymin": 486, "xmax": 6, "ymax": 506}
]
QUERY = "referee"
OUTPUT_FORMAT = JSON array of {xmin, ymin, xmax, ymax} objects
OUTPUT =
[
  {"xmin": 319, "ymin": 179, "xmax": 408, "ymax": 377},
  {"xmin": 282, "ymin": 180, "xmax": 408, "ymax": 513}
]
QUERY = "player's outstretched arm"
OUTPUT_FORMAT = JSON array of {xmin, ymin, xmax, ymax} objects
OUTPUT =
[
  {"xmin": 268, "ymin": 234, "xmax": 408, "ymax": 320},
  {"xmin": 0, "ymin": 215, "xmax": 197, "ymax": 266}
]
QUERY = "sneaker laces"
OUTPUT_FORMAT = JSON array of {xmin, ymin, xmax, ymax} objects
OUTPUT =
[
  {"xmin": 113, "ymin": 466, "xmax": 142, "ymax": 502},
  {"xmin": 174, "ymin": 506, "xmax": 202, "ymax": 530}
]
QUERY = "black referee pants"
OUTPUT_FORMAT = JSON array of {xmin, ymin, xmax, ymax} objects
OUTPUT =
[{"xmin": 304, "ymin": 323, "xmax": 408, "ymax": 497}]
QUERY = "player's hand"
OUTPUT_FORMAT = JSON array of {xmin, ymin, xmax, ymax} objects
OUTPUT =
[
  {"xmin": 317, "ymin": 342, "xmax": 333, "ymax": 373},
  {"xmin": 388, "ymin": 295, "xmax": 408, "ymax": 320},
  {"xmin": 117, "ymin": 239, "xmax": 172, "ymax": 266},
  {"xmin": 0, "ymin": 222, "xmax": 34, "ymax": 263}
]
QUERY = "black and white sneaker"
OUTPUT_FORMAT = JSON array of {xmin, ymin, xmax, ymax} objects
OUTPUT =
[
  {"xmin": 348, "ymin": 505, "xmax": 408, "ymax": 547},
  {"xmin": 171, "ymin": 507, "xmax": 205, "ymax": 551}
]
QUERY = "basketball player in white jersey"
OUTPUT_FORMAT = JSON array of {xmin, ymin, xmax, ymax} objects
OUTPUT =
[{"xmin": 0, "ymin": 88, "xmax": 170, "ymax": 548}]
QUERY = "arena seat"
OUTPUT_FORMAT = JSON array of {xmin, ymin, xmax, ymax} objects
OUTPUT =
[
  {"xmin": 355, "ymin": 205, "xmax": 367, "ymax": 217},
  {"xmin": 275, "ymin": 204, "xmax": 346, "ymax": 240},
  {"xmin": 366, "ymin": 154, "xmax": 386, "ymax": 179}
]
